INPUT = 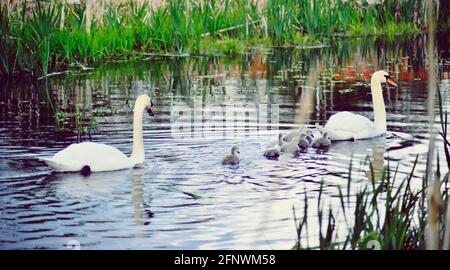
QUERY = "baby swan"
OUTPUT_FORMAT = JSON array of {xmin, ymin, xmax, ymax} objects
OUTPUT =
[
  {"xmin": 281, "ymin": 136, "xmax": 300, "ymax": 153},
  {"xmin": 298, "ymin": 133, "xmax": 310, "ymax": 151},
  {"xmin": 305, "ymin": 129, "xmax": 314, "ymax": 144},
  {"xmin": 283, "ymin": 128, "xmax": 302, "ymax": 143},
  {"xmin": 283, "ymin": 127, "xmax": 312, "ymax": 143},
  {"xmin": 311, "ymin": 131, "xmax": 331, "ymax": 149},
  {"xmin": 264, "ymin": 133, "xmax": 283, "ymax": 159},
  {"xmin": 222, "ymin": 145, "xmax": 240, "ymax": 165},
  {"xmin": 266, "ymin": 132, "xmax": 285, "ymax": 148}
]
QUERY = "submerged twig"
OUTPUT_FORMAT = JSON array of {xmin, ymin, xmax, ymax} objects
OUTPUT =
[{"xmin": 38, "ymin": 70, "xmax": 71, "ymax": 80}]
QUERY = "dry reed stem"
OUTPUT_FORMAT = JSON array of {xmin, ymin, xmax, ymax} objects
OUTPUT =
[
  {"xmin": 425, "ymin": 0, "xmax": 439, "ymax": 250},
  {"xmin": 443, "ymin": 199, "xmax": 450, "ymax": 249},
  {"xmin": 85, "ymin": 0, "xmax": 92, "ymax": 33},
  {"xmin": 294, "ymin": 60, "xmax": 318, "ymax": 126}
]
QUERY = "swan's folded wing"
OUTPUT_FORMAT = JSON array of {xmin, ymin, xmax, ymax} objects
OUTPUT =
[
  {"xmin": 325, "ymin": 112, "xmax": 375, "ymax": 131},
  {"xmin": 40, "ymin": 142, "xmax": 133, "ymax": 172},
  {"xmin": 38, "ymin": 157, "xmax": 85, "ymax": 172},
  {"xmin": 53, "ymin": 142, "xmax": 128, "ymax": 161},
  {"xmin": 323, "ymin": 112, "xmax": 377, "ymax": 140}
]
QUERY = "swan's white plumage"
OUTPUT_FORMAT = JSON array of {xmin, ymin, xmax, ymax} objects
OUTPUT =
[
  {"xmin": 322, "ymin": 112, "xmax": 381, "ymax": 141},
  {"xmin": 319, "ymin": 70, "xmax": 396, "ymax": 141},
  {"xmin": 39, "ymin": 142, "xmax": 134, "ymax": 172},
  {"xmin": 39, "ymin": 94, "xmax": 154, "ymax": 173}
]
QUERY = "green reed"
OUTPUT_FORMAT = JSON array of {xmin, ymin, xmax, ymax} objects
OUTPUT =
[
  {"xmin": 293, "ymin": 84, "xmax": 450, "ymax": 250},
  {"xmin": 1, "ymin": 1, "xmax": 60, "ymax": 76},
  {"xmin": 0, "ymin": 0, "xmax": 434, "ymax": 78}
]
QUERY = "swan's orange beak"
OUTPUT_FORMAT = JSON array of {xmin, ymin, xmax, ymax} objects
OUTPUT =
[{"xmin": 387, "ymin": 78, "xmax": 398, "ymax": 87}]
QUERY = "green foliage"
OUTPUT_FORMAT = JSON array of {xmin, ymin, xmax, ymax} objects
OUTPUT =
[
  {"xmin": 293, "ymin": 153, "xmax": 446, "ymax": 250},
  {"xmin": 0, "ymin": 0, "xmax": 428, "ymax": 78},
  {"xmin": 293, "ymin": 88, "xmax": 450, "ymax": 250}
]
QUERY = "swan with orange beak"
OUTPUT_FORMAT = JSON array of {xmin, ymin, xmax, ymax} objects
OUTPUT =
[{"xmin": 317, "ymin": 70, "xmax": 398, "ymax": 141}]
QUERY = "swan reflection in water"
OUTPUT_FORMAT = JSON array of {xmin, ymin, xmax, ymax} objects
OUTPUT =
[
  {"xmin": 327, "ymin": 135, "xmax": 387, "ymax": 183},
  {"xmin": 50, "ymin": 167, "xmax": 154, "ymax": 226},
  {"xmin": 366, "ymin": 138, "xmax": 387, "ymax": 183},
  {"xmin": 132, "ymin": 167, "xmax": 154, "ymax": 226}
]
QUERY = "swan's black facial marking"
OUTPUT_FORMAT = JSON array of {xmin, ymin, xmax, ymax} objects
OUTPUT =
[
  {"xmin": 384, "ymin": 74, "xmax": 398, "ymax": 87},
  {"xmin": 147, "ymin": 100, "xmax": 155, "ymax": 116}
]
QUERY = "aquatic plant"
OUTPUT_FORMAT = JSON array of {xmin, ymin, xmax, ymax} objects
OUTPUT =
[
  {"xmin": 293, "ymin": 143, "xmax": 449, "ymax": 249},
  {"xmin": 293, "ymin": 1, "xmax": 447, "ymax": 249},
  {"xmin": 0, "ymin": 0, "xmax": 434, "ymax": 78},
  {"xmin": 0, "ymin": 4, "xmax": 16, "ymax": 76}
]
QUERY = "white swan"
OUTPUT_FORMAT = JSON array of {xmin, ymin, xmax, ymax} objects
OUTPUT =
[
  {"xmin": 317, "ymin": 70, "xmax": 397, "ymax": 141},
  {"xmin": 39, "ymin": 94, "xmax": 155, "ymax": 173}
]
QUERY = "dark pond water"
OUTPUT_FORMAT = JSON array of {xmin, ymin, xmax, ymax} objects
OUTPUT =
[{"xmin": 0, "ymin": 34, "xmax": 449, "ymax": 249}]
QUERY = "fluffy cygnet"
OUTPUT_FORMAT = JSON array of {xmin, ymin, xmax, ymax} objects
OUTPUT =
[
  {"xmin": 222, "ymin": 145, "xmax": 240, "ymax": 165},
  {"xmin": 266, "ymin": 133, "xmax": 285, "ymax": 148},
  {"xmin": 264, "ymin": 133, "xmax": 283, "ymax": 159},
  {"xmin": 304, "ymin": 129, "xmax": 314, "ymax": 144},
  {"xmin": 283, "ymin": 128, "xmax": 302, "ymax": 143},
  {"xmin": 311, "ymin": 131, "xmax": 331, "ymax": 149},
  {"xmin": 281, "ymin": 136, "xmax": 301, "ymax": 153},
  {"xmin": 298, "ymin": 133, "xmax": 310, "ymax": 151}
]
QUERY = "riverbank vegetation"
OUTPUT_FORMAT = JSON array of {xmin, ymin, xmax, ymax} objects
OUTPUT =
[
  {"xmin": 293, "ymin": 83, "xmax": 450, "ymax": 250},
  {"xmin": 292, "ymin": 0, "xmax": 449, "ymax": 248},
  {"xmin": 0, "ymin": 0, "xmax": 442, "ymax": 78}
]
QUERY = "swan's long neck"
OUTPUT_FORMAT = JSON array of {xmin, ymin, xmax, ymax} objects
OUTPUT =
[
  {"xmin": 371, "ymin": 77, "xmax": 387, "ymax": 133},
  {"xmin": 130, "ymin": 104, "xmax": 145, "ymax": 164}
]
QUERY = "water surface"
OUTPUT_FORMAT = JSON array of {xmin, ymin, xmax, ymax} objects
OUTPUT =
[{"xmin": 0, "ymin": 34, "xmax": 449, "ymax": 249}]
